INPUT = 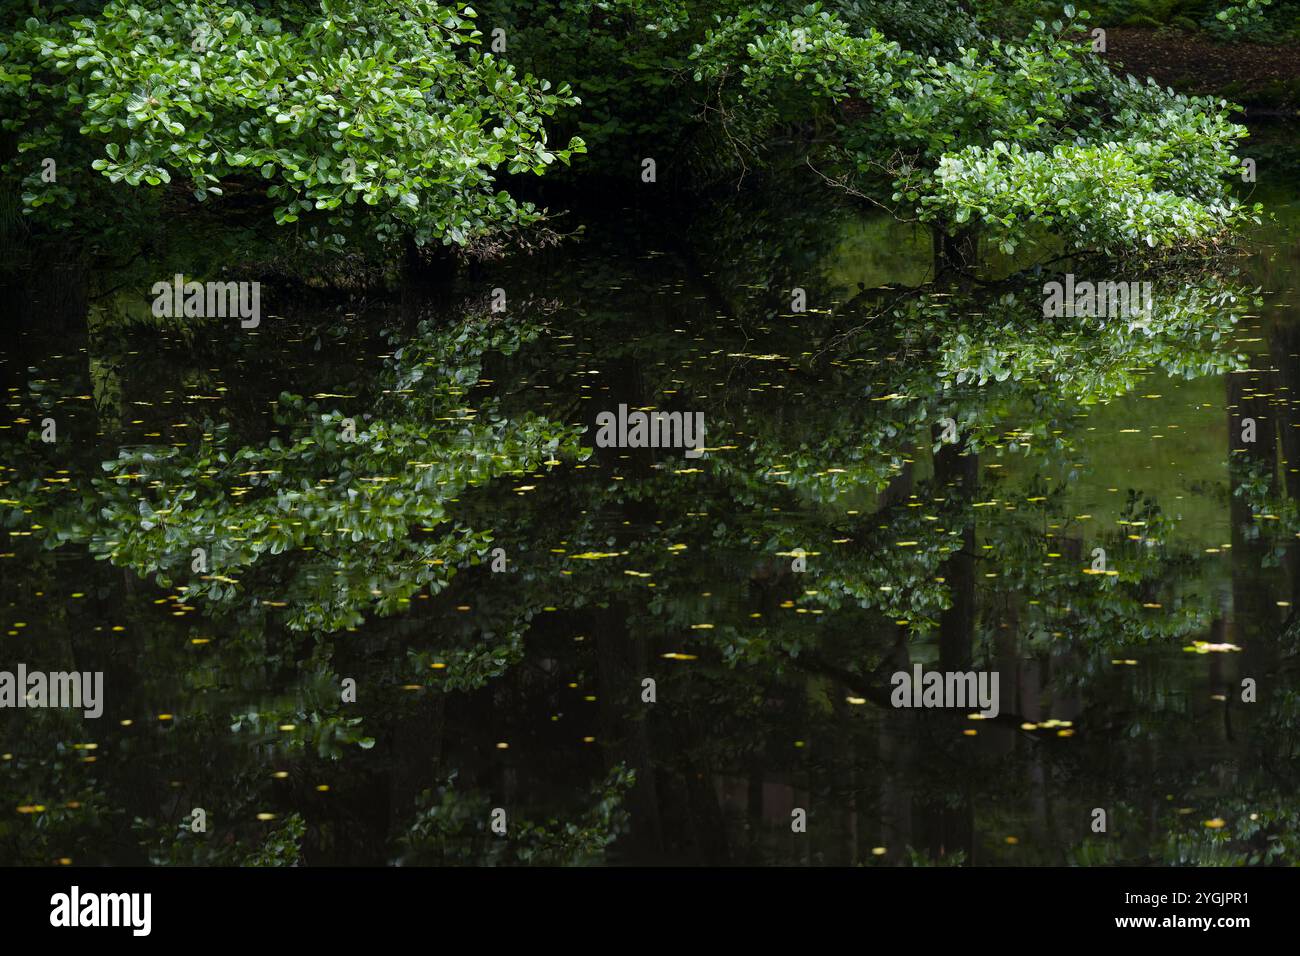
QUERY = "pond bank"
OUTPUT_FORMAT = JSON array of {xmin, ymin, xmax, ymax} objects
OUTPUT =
[{"xmin": 1103, "ymin": 26, "xmax": 1300, "ymax": 113}]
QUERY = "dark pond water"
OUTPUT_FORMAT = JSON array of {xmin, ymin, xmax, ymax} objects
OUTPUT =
[{"xmin": 2, "ymin": 130, "xmax": 1299, "ymax": 866}]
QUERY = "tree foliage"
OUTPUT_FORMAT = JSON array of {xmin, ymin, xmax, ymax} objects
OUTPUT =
[{"xmin": 1, "ymin": 0, "xmax": 584, "ymax": 246}]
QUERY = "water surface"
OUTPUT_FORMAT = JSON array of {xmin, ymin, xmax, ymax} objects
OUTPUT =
[{"xmin": 2, "ymin": 135, "xmax": 1299, "ymax": 866}]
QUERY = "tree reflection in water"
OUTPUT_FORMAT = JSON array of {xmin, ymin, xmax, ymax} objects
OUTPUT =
[{"xmin": 1, "ymin": 169, "xmax": 1297, "ymax": 867}]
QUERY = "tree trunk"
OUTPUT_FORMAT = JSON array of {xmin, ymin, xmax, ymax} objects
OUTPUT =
[
  {"xmin": 400, "ymin": 237, "xmax": 458, "ymax": 328},
  {"xmin": 932, "ymin": 226, "xmax": 979, "ymax": 285}
]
